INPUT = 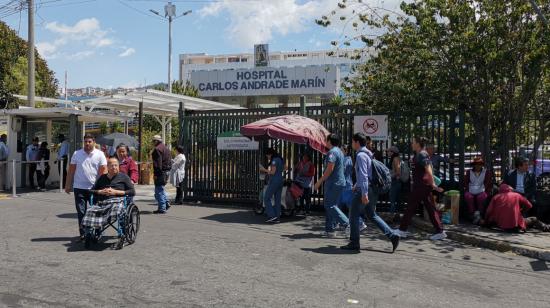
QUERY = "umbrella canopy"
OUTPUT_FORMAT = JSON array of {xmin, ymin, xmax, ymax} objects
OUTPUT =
[
  {"xmin": 96, "ymin": 133, "xmax": 139, "ymax": 149},
  {"xmin": 240, "ymin": 115, "xmax": 330, "ymax": 154}
]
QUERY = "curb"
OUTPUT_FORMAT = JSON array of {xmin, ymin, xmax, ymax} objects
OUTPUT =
[{"xmin": 410, "ymin": 217, "xmax": 550, "ymax": 261}]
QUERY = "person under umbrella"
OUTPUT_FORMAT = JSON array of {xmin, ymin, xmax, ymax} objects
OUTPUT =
[{"xmin": 259, "ymin": 148, "xmax": 284, "ymax": 223}]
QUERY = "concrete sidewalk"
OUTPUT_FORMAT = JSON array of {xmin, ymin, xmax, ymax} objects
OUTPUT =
[{"xmin": 409, "ymin": 216, "xmax": 550, "ymax": 261}]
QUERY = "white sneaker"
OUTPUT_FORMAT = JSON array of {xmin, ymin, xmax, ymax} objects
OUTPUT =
[
  {"xmin": 473, "ymin": 211, "xmax": 481, "ymax": 225},
  {"xmin": 429, "ymin": 231, "xmax": 447, "ymax": 241},
  {"xmin": 359, "ymin": 223, "xmax": 367, "ymax": 233},
  {"xmin": 393, "ymin": 229, "xmax": 410, "ymax": 238},
  {"xmin": 341, "ymin": 226, "xmax": 350, "ymax": 236}
]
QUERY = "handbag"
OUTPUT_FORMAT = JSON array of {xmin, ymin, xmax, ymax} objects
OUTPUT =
[{"xmin": 289, "ymin": 182, "xmax": 304, "ymax": 199}]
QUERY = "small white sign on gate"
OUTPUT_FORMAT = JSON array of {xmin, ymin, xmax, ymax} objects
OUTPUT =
[{"xmin": 353, "ymin": 115, "xmax": 388, "ymax": 141}]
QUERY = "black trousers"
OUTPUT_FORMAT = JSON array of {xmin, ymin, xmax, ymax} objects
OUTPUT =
[
  {"xmin": 175, "ymin": 181, "xmax": 185, "ymax": 203},
  {"xmin": 36, "ymin": 166, "xmax": 50, "ymax": 189},
  {"xmin": 28, "ymin": 163, "xmax": 36, "ymax": 188}
]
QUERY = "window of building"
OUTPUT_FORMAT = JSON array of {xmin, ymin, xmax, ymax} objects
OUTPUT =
[{"xmin": 228, "ymin": 57, "xmax": 240, "ymax": 63}]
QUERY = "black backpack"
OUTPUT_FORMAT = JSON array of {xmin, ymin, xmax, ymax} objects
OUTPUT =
[{"xmin": 358, "ymin": 148, "xmax": 392, "ymax": 194}]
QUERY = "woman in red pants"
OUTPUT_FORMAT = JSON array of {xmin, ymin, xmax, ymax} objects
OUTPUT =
[
  {"xmin": 464, "ymin": 157, "xmax": 492, "ymax": 224},
  {"xmin": 394, "ymin": 137, "xmax": 446, "ymax": 241}
]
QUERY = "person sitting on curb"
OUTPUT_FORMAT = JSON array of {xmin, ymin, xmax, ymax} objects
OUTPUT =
[
  {"xmin": 464, "ymin": 157, "xmax": 492, "ymax": 224},
  {"xmin": 503, "ymin": 157, "xmax": 536, "ymax": 208},
  {"xmin": 482, "ymin": 184, "xmax": 550, "ymax": 232}
]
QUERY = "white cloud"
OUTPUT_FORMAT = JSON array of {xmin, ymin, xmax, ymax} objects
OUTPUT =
[
  {"xmin": 67, "ymin": 50, "xmax": 95, "ymax": 60},
  {"xmin": 36, "ymin": 42, "xmax": 58, "ymax": 59},
  {"xmin": 198, "ymin": 0, "xmax": 406, "ymax": 46},
  {"xmin": 118, "ymin": 47, "xmax": 136, "ymax": 57},
  {"xmin": 37, "ymin": 18, "xmax": 118, "ymax": 60},
  {"xmin": 199, "ymin": 0, "xmax": 332, "ymax": 46}
]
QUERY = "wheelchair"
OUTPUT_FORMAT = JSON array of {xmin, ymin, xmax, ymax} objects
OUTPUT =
[{"xmin": 83, "ymin": 195, "xmax": 140, "ymax": 249}]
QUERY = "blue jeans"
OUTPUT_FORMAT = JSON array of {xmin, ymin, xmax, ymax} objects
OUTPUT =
[
  {"xmin": 324, "ymin": 183, "xmax": 348, "ymax": 233},
  {"xmin": 264, "ymin": 179, "xmax": 283, "ymax": 219},
  {"xmin": 350, "ymin": 188, "xmax": 396, "ymax": 246},
  {"xmin": 340, "ymin": 188, "xmax": 365, "ymax": 226},
  {"xmin": 155, "ymin": 185, "xmax": 168, "ymax": 212},
  {"xmin": 389, "ymin": 180, "xmax": 402, "ymax": 214},
  {"xmin": 73, "ymin": 188, "xmax": 92, "ymax": 237}
]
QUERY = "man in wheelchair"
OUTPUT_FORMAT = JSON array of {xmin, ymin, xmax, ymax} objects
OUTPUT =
[{"xmin": 82, "ymin": 157, "xmax": 135, "ymax": 250}]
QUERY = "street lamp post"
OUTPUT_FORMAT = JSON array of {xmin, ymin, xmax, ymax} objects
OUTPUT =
[{"xmin": 150, "ymin": 2, "xmax": 192, "ymax": 93}]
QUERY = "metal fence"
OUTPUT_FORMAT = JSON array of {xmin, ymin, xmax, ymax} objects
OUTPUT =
[{"xmin": 180, "ymin": 105, "xmax": 465, "ymax": 208}]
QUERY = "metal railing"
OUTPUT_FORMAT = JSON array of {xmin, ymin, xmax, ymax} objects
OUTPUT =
[{"xmin": 0, "ymin": 159, "xmax": 64, "ymax": 198}]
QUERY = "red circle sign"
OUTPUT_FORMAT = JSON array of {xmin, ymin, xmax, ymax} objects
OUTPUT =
[{"xmin": 363, "ymin": 118, "xmax": 378, "ymax": 134}]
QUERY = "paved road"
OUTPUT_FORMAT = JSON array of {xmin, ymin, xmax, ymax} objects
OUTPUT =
[{"xmin": 1, "ymin": 191, "xmax": 550, "ymax": 308}]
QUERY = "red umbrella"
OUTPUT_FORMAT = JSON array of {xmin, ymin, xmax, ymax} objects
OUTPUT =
[{"xmin": 240, "ymin": 115, "xmax": 330, "ymax": 154}]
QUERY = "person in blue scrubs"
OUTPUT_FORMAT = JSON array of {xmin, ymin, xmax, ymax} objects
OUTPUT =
[
  {"xmin": 341, "ymin": 133, "xmax": 399, "ymax": 252},
  {"xmin": 340, "ymin": 145, "xmax": 367, "ymax": 232},
  {"xmin": 260, "ymin": 148, "xmax": 284, "ymax": 223},
  {"xmin": 314, "ymin": 134, "xmax": 349, "ymax": 237}
]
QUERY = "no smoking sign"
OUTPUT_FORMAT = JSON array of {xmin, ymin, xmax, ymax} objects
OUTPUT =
[
  {"xmin": 354, "ymin": 115, "xmax": 388, "ymax": 141},
  {"xmin": 363, "ymin": 118, "xmax": 379, "ymax": 134}
]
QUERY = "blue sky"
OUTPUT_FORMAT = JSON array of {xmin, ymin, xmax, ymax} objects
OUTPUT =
[{"xmin": 1, "ymin": 0, "xmax": 401, "ymax": 89}]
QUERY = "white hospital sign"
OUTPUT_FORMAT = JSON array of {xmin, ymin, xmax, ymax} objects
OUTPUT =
[
  {"xmin": 190, "ymin": 65, "xmax": 339, "ymax": 97},
  {"xmin": 354, "ymin": 115, "xmax": 389, "ymax": 141}
]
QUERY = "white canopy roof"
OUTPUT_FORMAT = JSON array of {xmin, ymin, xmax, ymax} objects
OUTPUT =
[
  {"xmin": 0, "ymin": 107, "xmax": 130, "ymax": 122},
  {"xmin": 79, "ymin": 89, "xmax": 244, "ymax": 116}
]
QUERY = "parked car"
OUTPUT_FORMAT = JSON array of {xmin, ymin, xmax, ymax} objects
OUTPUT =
[{"xmin": 512, "ymin": 144, "xmax": 550, "ymax": 177}]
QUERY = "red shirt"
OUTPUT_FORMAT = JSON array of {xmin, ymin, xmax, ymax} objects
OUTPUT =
[
  {"xmin": 119, "ymin": 156, "xmax": 139, "ymax": 183},
  {"xmin": 485, "ymin": 184, "xmax": 532, "ymax": 231}
]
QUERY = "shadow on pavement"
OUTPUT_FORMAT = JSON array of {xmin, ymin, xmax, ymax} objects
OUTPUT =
[
  {"xmin": 56, "ymin": 213, "xmax": 77, "ymax": 219},
  {"xmin": 530, "ymin": 260, "xmax": 550, "ymax": 272},
  {"xmin": 281, "ymin": 233, "xmax": 322, "ymax": 240},
  {"xmin": 301, "ymin": 245, "xmax": 360, "ymax": 255},
  {"xmin": 201, "ymin": 210, "xmax": 306, "ymax": 225},
  {"xmin": 31, "ymin": 236, "xmax": 116, "ymax": 252}
]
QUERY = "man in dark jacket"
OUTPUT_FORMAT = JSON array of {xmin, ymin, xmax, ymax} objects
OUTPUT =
[
  {"xmin": 503, "ymin": 157, "xmax": 536, "ymax": 209},
  {"xmin": 152, "ymin": 135, "xmax": 172, "ymax": 214}
]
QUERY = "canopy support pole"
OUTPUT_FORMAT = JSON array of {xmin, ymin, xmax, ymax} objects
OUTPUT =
[{"xmin": 138, "ymin": 99, "xmax": 143, "ymax": 163}]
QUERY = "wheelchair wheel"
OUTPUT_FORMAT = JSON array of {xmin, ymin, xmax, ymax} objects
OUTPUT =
[{"xmin": 125, "ymin": 203, "xmax": 140, "ymax": 245}]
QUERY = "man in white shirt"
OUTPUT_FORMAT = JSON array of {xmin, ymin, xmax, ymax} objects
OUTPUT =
[
  {"xmin": 0, "ymin": 134, "xmax": 8, "ymax": 191},
  {"xmin": 26, "ymin": 137, "xmax": 40, "ymax": 189},
  {"xmin": 56, "ymin": 134, "xmax": 70, "ymax": 187},
  {"xmin": 65, "ymin": 134, "xmax": 107, "ymax": 240}
]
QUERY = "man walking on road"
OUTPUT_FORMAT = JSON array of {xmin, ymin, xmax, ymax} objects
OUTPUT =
[
  {"xmin": 0, "ymin": 134, "xmax": 8, "ymax": 191},
  {"xmin": 152, "ymin": 135, "xmax": 172, "ymax": 214},
  {"xmin": 341, "ymin": 133, "xmax": 399, "ymax": 252},
  {"xmin": 395, "ymin": 137, "xmax": 446, "ymax": 240},
  {"xmin": 65, "ymin": 134, "xmax": 108, "ymax": 240},
  {"xmin": 314, "ymin": 134, "xmax": 349, "ymax": 237}
]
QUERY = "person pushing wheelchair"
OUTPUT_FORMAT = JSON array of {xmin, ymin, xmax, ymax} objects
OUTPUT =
[{"xmin": 82, "ymin": 157, "xmax": 135, "ymax": 250}]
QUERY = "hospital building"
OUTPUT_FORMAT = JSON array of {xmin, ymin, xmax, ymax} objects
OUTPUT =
[{"xmin": 179, "ymin": 46, "xmax": 368, "ymax": 108}]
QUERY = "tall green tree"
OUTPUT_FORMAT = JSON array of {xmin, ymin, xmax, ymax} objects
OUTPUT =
[
  {"xmin": 0, "ymin": 21, "xmax": 58, "ymax": 108},
  {"xmin": 320, "ymin": 0, "xmax": 550, "ymax": 169}
]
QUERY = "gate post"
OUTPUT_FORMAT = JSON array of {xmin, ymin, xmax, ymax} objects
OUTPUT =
[
  {"xmin": 458, "ymin": 108, "xmax": 466, "ymax": 197},
  {"xmin": 178, "ymin": 101, "xmax": 185, "ymax": 146},
  {"xmin": 299, "ymin": 95, "xmax": 306, "ymax": 117}
]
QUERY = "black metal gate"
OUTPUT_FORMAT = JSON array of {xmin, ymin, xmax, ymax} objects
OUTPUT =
[{"xmin": 180, "ymin": 105, "xmax": 465, "ymax": 207}]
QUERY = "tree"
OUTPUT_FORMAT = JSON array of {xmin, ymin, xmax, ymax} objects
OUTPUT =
[
  {"xmin": 320, "ymin": 0, "xmax": 550, "ymax": 170},
  {"xmin": 0, "ymin": 21, "xmax": 58, "ymax": 108},
  {"xmin": 147, "ymin": 80, "xmax": 200, "ymax": 148}
]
